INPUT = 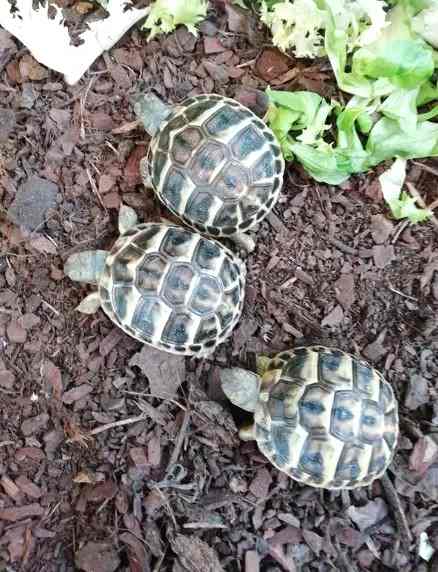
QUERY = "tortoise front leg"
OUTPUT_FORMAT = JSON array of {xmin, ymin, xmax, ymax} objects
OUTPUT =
[{"xmin": 239, "ymin": 423, "xmax": 256, "ymax": 442}]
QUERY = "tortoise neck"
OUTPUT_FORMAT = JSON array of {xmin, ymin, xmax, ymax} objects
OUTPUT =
[{"xmin": 133, "ymin": 93, "xmax": 172, "ymax": 137}]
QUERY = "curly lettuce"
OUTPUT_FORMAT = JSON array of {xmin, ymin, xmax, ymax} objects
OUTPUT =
[
  {"xmin": 260, "ymin": 0, "xmax": 326, "ymax": 57},
  {"xmin": 142, "ymin": 0, "xmax": 208, "ymax": 40},
  {"xmin": 260, "ymin": 0, "xmax": 390, "ymax": 57}
]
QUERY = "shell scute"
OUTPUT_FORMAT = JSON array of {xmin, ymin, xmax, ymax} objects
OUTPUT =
[
  {"xmin": 152, "ymin": 150, "xmax": 167, "ymax": 188},
  {"xmin": 189, "ymin": 141, "xmax": 227, "ymax": 185},
  {"xmin": 160, "ymin": 226, "xmax": 194, "ymax": 258},
  {"xmin": 131, "ymin": 297, "xmax": 162, "ymax": 338},
  {"xmin": 213, "ymin": 205, "xmax": 239, "ymax": 229},
  {"xmin": 111, "ymin": 244, "xmax": 139, "ymax": 284},
  {"xmin": 330, "ymin": 390, "xmax": 362, "ymax": 443},
  {"xmin": 214, "ymin": 162, "xmax": 248, "ymax": 202},
  {"xmin": 193, "ymin": 316, "xmax": 218, "ymax": 344},
  {"xmin": 231, "ymin": 125, "xmax": 265, "ymax": 161},
  {"xmin": 162, "ymin": 263, "xmax": 195, "ymax": 307},
  {"xmin": 204, "ymin": 107, "xmax": 246, "ymax": 136},
  {"xmin": 185, "ymin": 190, "xmax": 216, "ymax": 225},
  {"xmin": 189, "ymin": 275, "xmax": 222, "ymax": 317},
  {"xmin": 160, "ymin": 167, "xmax": 188, "ymax": 211},
  {"xmin": 171, "ymin": 127, "xmax": 203, "ymax": 166},
  {"xmin": 161, "ymin": 312, "xmax": 195, "ymax": 346},
  {"xmin": 135, "ymin": 254, "xmax": 167, "ymax": 293},
  {"xmin": 193, "ymin": 238, "xmax": 222, "ymax": 272}
]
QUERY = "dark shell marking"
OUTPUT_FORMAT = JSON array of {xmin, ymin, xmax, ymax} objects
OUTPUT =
[
  {"xmin": 98, "ymin": 224, "xmax": 245, "ymax": 356},
  {"xmin": 146, "ymin": 95, "xmax": 284, "ymax": 236},
  {"xmin": 254, "ymin": 346, "xmax": 399, "ymax": 489}
]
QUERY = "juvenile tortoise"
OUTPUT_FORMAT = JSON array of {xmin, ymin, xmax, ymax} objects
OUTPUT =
[
  {"xmin": 133, "ymin": 92, "xmax": 284, "ymax": 246},
  {"xmin": 220, "ymin": 346, "xmax": 398, "ymax": 489},
  {"xmin": 64, "ymin": 207, "xmax": 245, "ymax": 356}
]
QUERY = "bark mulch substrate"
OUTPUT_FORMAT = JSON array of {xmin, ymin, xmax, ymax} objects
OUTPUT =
[{"xmin": 1, "ymin": 3, "xmax": 438, "ymax": 571}]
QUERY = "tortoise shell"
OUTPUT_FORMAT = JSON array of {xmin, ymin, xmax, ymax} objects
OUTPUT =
[
  {"xmin": 144, "ymin": 94, "xmax": 285, "ymax": 237},
  {"xmin": 98, "ymin": 223, "xmax": 245, "ymax": 355},
  {"xmin": 254, "ymin": 346, "xmax": 398, "ymax": 489}
]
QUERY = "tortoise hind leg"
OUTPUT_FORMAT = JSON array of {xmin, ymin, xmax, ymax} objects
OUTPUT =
[
  {"xmin": 75, "ymin": 292, "xmax": 101, "ymax": 314},
  {"xmin": 230, "ymin": 232, "xmax": 255, "ymax": 254}
]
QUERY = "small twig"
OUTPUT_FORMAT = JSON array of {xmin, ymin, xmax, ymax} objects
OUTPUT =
[
  {"xmin": 183, "ymin": 522, "xmax": 228, "ymax": 530},
  {"xmin": 105, "ymin": 141, "xmax": 120, "ymax": 157},
  {"xmin": 390, "ymin": 219, "xmax": 410, "ymax": 245},
  {"xmin": 411, "ymin": 161, "xmax": 438, "ymax": 177},
  {"xmin": 236, "ymin": 59, "xmax": 256, "ymax": 68},
  {"xmin": 380, "ymin": 473, "xmax": 413, "ymax": 548},
  {"xmin": 41, "ymin": 299, "xmax": 60, "ymax": 316},
  {"xmin": 125, "ymin": 390, "xmax": 187, "ymax": 411},
  {"xmin": 88, "ymin": 414, "xmax": 147, "ymax": 436},
  {"xmin": 111, "ymin": 119, "xmax": 142, "ymax": 135},
  {"xmin": 166, "ymin": 407, "xmax": 191, "ymax": 472},
  {"xmin": 80, "ymin": 78, "xmax": 95, "ymax": 140},
  {"xmin": 152, "ymin": 546, "xmax": 167, "ymax": 572},
  {"xmin": 387, "ymin": 283, "xmax": 418, "ymax": 302},
  {"xmin": 86, "ymin": 167, "xmax": 106, "ymax": 211}
]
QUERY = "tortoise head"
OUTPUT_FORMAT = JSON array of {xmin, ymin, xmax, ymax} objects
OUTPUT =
[
  {"xmin": 64, "ymin": 250, "xmax": 108, "ymax": 285},
  {"xmin": 220, "ymin": 368, "xmax": 261, "ymax": 413},
  {"xmin": 132, "ymin": 91, "xmax": 172, "ymax": 137}
]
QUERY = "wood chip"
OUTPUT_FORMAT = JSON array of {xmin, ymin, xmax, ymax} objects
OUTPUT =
[
  {"xmin": 372, "ymin": 244, "xmax": 394, "ymax": 269},
  {"xmin": 41, "ymin": 359, "xmax": 63, "ymax": 400},
  {"xmin": 249, "ymin": 468, "xmax": 272, "ymax": 498},
  {"xmin": 62, "ymin": 384, "xmax": 93, "ymax": 404},
  {"xmin": 170, "ymin": 534, "xmax": 224, "ymax": 572},
  {"xmin": 0, "ymin": 475, "xmax": 20, "ymax": 499},
  {"xmin": 21, "ymin": 413, "xmax": 49, "ymax": 436},
  {"xmin": 245, "ymin": 550, "xmax": 260, "ymax": 572},
  {"xmin": 75, "ymin": 542, "xmax": 120, "ymax": 572},
  {"xmin": 0, "ymin": 503, "xmax": 44, "ymax": 522},
  {"xmin": 334, "ymin": 273, "xmax": 355, "ymax": 310},
  {"xmin": 15, "ymin": 475, "xmax": 42, "ymax": 499},
  {"xmin": 321, "ymin": 305, "xmax": 344, "ymax": 328},
  {"xmin": 129, "ymin": 345, "xmax": 185, "ymax": 399}
]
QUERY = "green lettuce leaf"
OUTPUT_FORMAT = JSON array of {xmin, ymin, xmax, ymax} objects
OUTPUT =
[
  {"xmin": 379, "ymin": 158, "xmax": 432, "ymax": 222},
  {"xmin": 324, "ymin": 0, "xmax": 436, "ymax": 97},
  {"xmin": 267, "ymin": 86, "xmax": 438, "ymax": 189},
  {"xmin": 412, "ymin": 1, "xmax": 438, "ymax": 48},
  {"xmin": 378, "ymin": 88, "xmax": 419, "ymax": 133},
  {"xmin": 366, "ymin": 116, "xmax": 438, "ymax": 165}
]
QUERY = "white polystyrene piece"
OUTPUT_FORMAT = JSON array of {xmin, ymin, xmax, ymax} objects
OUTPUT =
[{"xmin": 0, "ymin": 0, "xmax": 149, "ymax": 85}]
